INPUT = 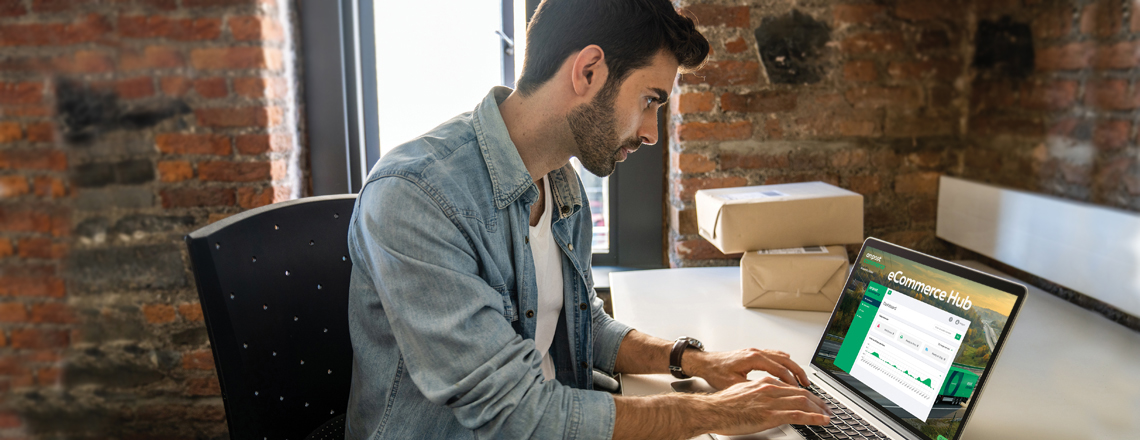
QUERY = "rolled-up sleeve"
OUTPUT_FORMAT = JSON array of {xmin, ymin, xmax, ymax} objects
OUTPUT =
[
  {"xmin": 589, "ymin": 287, "xmax": 633, "ymax": 376},
  {"xmin": 350, "ymin": 175, "xmax": 617, "ymax": 439}
]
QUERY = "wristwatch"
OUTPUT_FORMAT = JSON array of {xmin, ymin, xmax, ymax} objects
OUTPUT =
[{"xmin": 669, "ymin": 336, "xmax": 705, "ymax": 379}]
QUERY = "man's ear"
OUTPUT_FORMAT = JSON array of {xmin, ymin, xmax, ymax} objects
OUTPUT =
[{"xmin": 570, "ymin": 44, "xmax": 608, "ymax": 98}]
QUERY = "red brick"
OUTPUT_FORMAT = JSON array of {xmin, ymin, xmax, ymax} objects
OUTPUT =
[
  {"xmin": 115, "ymin": 76, "xmax": 155, "ymax": 100},
  {"xmin": 0, "ymin": 175, "xmax": 29, "ymax": 198},
  {"xmin": 157, "ymin": 160, "xmax": 193, "ymax": 182},
  {"xmin": 676, "ymin": 176, "xmax": 749, "ymax": 201},
  {"xmin": 724, "ymin": 37, "xmax": 748, "ymax": 54},
  {"xmin": 680, "ymin": 60, "xmax": 759, "ymax": 87},
  {"xmin": 35, "ymin": 366, "xmax": 60, "ymax": 386},
  {"xmin": 831, "ymin": 149, "xmax": 868, "ymax": 168},
  {"xmin": 25, "ymin": 122, "xmax": 53, "ymax": 142},
  {"xmin": 0, "ymin": 104, "xmax": 51, "ymax": 118},
  {"xmin": 0, "ymin": 149, "xmax": 67, "ymax": 170},
  {"xmin": 968, "ymin": 116, "xmax": 1042, "ymax": 137},
  {"xmin": 119, "ymin": 45, "xmax": 183, "ymax": 71},
  {"xmin": 839, "ymin": 118, "xmax": 879, "ymax": 137},
  {"xmin": 161, "ymin": 187, "xmax": 235, "ymax": 208},
  {"xmin": 195, "ymin": 107, "xmax": 283, "ymax": 128},
  {"xmin": 672, "ymin": 152, "xmax": 715, "ymax": 173},
  {"xmin": 1034, "ymin": 5, "xmax": 1074, "ymax": 39},
  {"xmin": 1093, "ymin": 120, "xmax": 1130, "ymax": 150},
  {"xmin": 1020, "ymin": 80, "xmax": 1078, "ymax": 111},
  {"xmin": 675, "ymin": 92, "xmax": 714, "ymax": 114},
  {"xmin": 1134, "ymin": 0, "xmax": 1140, "ymax": 32},
  {"xmin": 0, "ymin": 410, "xmax": 19, "ymax": 428},
  {"xmin": 0, "ymin": 303, "xmax": 28, "ymax": 322},
  {"xmin": 9, "ymin": 329, "xmax": 68, "ymax": 349},
  {"xmin": 198, "ymin": 160, "xmax": 284, "ymax": 182},
  {"xmin": 233, "ymin": 76, "xmax": 287, "ymax": 99},
  {"xmin": 1086, "ymin": 79, "xmax": 1140, "ymax": 110},
  {"xmin": 895, "ymin": 0, "xmax": 962, "ymax": 22},
  {"xmin": 720, "ymin": 91, "xmax": 796, "ymax": 113},
  {"xmin": 32, "ymin": 175, "xmax": 66, "ymax": 198},
  {"xmin": 119, "ymin": 15, "xmax": 222, "ymax": 40},
  {"xmin": 17, "ymin": 237, "xmax": 65, "ymax": 259},
  {"xmin": 185, "ymin": 376, "xmax": 220, "ymax": 396},
  {"xmin": 840, "ymin": 32, "xmax": 905, "ymax": 54},
  {"xmin": 886, "ymin": 115, "xmax": 956, "ymax": 137},
  {"xmin": 235, "ymin": 134, "xmax": 290, "ymax": 155},
  {"xmin": 682, "ymin": 4, "xmax": 750, "ymax": 28},
  {"xmin": 1092, "ymin": 41, "xmax": 1140, "ymax": 70},
  {"xmin": 0, "ymin": 13, "xmax": 110, "ymax": 46},
  {"xmin": 160, "ymin": 76, "xmax": 192, "ymax": 96},
  {"xmin": 676, "ymin": 121, "xmax": 752, "ymax": 142},
  {"xmin": 764, "ymin": 118, "xmax": 784, "ymax": 139},
  {"xmin": 1035, "ymin": 43, "xmax": 1094, "ymax": 71},
  {"xmin": 886, "ymin": 58, "xmax": 960, "ymax": 81},
  {"xmin": 833, "ymin": 4, "xmax": 885, "ymax": 25},
  {"xmin": 675, "ymin": 238, "xmax": 742, "ymax": 261},
  {"xmin": 190, "ymin": 47, "xmax": 283, "ymax": 70},
  {"xmin": 1080, "ymin": 0, "xmax": 1122, "ymax": 37},
  {"xmin": 29, "ymin": 302, "xmax": 76, "ymax": 324},
  {"xmin": 142, "ymin": 304, "xmax": 176, "ymax": 323},
  {"xmin": 844, "ymin": 60, "xmax": 877, "ymax": 82},
  {"xmin": 182, "ymin": 349, "xmax": 215, "ymax": 370},
  {"xmin": 184, "ymin": 0, "xmax": 269, "ymax": 7},
  {"xmin": 0, "ymin": 82, "xmax": 43, "ymax": 105},
  {"xmin": 0, "ymin": 208, "xmax": 68, "ymax": 237},
  {"xmin": 848, "ymin": 175, "xmax": 881, "ymax": 195},
  {"xmin": 0, "ymin": 122, "xmax": 19, "ymax": 142},
  {"xmin": 236, "ymin": 185, "xmax": 290, "ymax": 209},
  {"xmin": 229, "ymin": 15, "xmax": 285, "ymax": 41},
  {"xmin": 193, "ymin": 77, "xmax": 228, "ymax": 98},
  {"xmin": 155, "ymin": 133, "xmax": 231, "ymax": 155},
  {"xmin": 845, "ymin": 86, "xmax": 921, "ymax": 109},
  {"xmin": 0, "ymin": 237, "xmax": 11, "ymax": 257},
  {"xmin": 720, "ymin": 153, "xmax": 789, "ymax": 170},
  {"xmin": 670, "ymin": 207, "xmax": 698, "ymax": 235},
  {"xmin": 178, "ymin": 303, "xmax": 204, "ymax": 321},
  {"xmin": 894, "ymin": 172, "xmax": 941, "ymax": 195},
  {"xmin": 0, "ymin": 0, "xmax": 25, "ymax": 17}
]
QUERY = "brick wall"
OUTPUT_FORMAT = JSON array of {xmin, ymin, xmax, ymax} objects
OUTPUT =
[
  {"xmin": 668, "ymin": 0, "xmax": 1139, "ymax": 326},
  {"xmin": 0, "ymin": 0, "xmax": 304, "ymax": 438}
]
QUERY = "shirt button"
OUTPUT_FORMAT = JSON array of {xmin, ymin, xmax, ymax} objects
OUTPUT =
[
  {"xmin": 524, "ymin": 235, "xmax": 529, "ymax": 244},
  {"xmin": 579, "ymin": 361, "xmax": 588, "ymax": 369},
  {"xmin": 525, "ymin": 310, "xmax": 534, "ymax": 318},
  {"xmin": 561, "ymin": 206, "xmax": 570, "ymax": 215},
  {"xmin": 568, "ymin": 243, "xmax": 574, "ymax": 251},
  {"xmin": 579, "ymin": 302, "xmax": 588, "ymax": 311}
]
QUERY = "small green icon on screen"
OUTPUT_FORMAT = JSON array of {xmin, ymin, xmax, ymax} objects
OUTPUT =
[
  {"xmin": 955, "ymin": 334, "xmax": 962, "ymax": 340},
  {"xmin": 937, "ymin": 436, "xmax": 949, "ymax": 440}
]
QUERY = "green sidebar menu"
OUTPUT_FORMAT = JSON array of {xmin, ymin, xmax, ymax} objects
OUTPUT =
[{"xmin": 835, "ymin": 281, "xmax": 887, "ymax": 372}]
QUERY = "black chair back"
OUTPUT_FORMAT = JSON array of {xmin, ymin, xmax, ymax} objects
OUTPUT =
[{"xmin": 185, "ymin": 194, "xmax": 357, "ymax": 440}]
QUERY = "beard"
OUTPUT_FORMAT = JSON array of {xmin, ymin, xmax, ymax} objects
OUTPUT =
[{"xmin": 566, "ymin": 81, "xmax": 643, "ymax": 177}]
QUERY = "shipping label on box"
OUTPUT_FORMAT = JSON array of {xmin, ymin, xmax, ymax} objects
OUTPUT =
[
  {"xmin": 741, "ymin": 245, "xmax": 850, "ymax": 311},
  {"xmin": 696, "ymin": 181, "xmax": 863, "ymax": 254}
]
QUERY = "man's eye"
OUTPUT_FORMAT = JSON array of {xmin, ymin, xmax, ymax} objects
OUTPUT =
[{"xmin": 645, "ymin": 97, "xmax": 656, "ymax": 108}]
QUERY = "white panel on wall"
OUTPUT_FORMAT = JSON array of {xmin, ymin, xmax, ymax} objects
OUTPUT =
[{"xmin": 936, "ymin": 176, "xmax": 1140, "ymax": 317}]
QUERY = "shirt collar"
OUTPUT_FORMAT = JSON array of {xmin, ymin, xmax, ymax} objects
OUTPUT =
[{"xmin": 473, "ymin": 86, "xmax": 582, "ymax": 218}]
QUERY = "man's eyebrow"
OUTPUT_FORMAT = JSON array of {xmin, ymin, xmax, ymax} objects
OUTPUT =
[{"xmin": 650, "ymin": 88, "xmax": 669, "ymax": 104}]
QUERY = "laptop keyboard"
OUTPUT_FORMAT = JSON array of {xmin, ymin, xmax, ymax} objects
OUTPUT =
[{"xmin": 790, "ymin": 384, "xmax": 890, "ymax": 440}]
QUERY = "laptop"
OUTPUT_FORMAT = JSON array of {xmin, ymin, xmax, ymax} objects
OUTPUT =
[{"xmin": 672, "ymin": 237, "xmax": 1028, "ymax": 440}]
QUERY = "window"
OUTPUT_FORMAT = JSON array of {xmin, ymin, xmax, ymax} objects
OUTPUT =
[{"xmin": 304, "ymin": 0, "xmax": 663, "ymax": 268}]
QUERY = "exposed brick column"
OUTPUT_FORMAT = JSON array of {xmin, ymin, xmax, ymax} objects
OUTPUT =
[
  {"xmin": 669, "ymin": 1, "xmax": 969, "ymax": 267},
  {"xmin": 0, "ymin": 0, "xmax": 304, "ymax": 437}
]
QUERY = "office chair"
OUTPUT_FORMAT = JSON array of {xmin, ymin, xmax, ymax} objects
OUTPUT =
[{"xmin": 185, "ymin": 194, "xmax": 358, "ymax": 440}]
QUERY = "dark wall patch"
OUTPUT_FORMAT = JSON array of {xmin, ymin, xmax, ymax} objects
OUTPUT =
[
  {"xmin": 754, "ymin": 10, "xmax": 831, "ymax": 85},
  {"xmin": 56, "ymin": 79, "xmax": 190, "ymax": 144},
  {"xmin": 974, "ymin": 17, "xmax": 1034, "ymax": 79}
]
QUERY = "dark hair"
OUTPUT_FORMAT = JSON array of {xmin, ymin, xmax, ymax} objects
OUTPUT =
[{"xmin": 515, "ymin": 0, "xmax": 709, "ymax": 96}]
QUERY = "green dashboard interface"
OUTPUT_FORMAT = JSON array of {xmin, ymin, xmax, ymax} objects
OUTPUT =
[{"xmin": 814, "ymin": 248, "xmax": 1016, "ymax": 440}]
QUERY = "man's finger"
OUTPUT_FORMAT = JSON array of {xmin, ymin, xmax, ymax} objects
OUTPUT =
[
  {"xmin": 767, "ymin": 353, "xmax": 812, "ymax": 388},
  {"xmin": 775, "ymin": 410, "xmax": 831, "ymax": 426}
]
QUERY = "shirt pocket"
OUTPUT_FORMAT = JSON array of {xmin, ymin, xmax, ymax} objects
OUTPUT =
[{"xmin": 491, "ymin": 284, "xmax": 518, "ymax": 322}]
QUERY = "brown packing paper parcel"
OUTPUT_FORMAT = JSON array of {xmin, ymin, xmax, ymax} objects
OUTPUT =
[{"xmin": 740, "ymin": 245, "xmax": 849, "ymax": 311}]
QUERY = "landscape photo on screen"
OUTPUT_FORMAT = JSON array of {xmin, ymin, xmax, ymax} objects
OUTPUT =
[{"xmin": 813, "ymin": 247, "xmax": 1017, "ymax": 440}]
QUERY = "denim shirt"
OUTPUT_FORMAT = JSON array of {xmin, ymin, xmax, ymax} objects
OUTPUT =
[{"xmin": 345, "ymin": 87, "xmax": 633, "ymax": 439}]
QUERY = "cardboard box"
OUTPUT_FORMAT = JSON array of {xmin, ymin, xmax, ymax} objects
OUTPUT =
[
  {"xmin": 741, "ymin": 245, "xmax": 849, "ymax": 311},
  {"xmin": 696, "ymin": 182, "xmax": 863, "ymax": 254}
]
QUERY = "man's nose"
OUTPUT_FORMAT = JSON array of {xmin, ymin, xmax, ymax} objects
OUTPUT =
[{"xmin": 638, "ymin": 112, "xmax": 659, "ymax": 145}]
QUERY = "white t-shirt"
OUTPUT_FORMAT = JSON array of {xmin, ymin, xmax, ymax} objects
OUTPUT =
[{"xmin": 530, "ymin": 177, "xmax": 564, "ymax": 381}]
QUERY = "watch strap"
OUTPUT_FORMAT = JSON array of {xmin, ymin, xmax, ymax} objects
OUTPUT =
[{"xmin": 669, "ymin": 337, "xmax": 703, "ymax": 379}]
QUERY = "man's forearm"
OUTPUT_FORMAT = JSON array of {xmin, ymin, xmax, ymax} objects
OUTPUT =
[
  {"xmin": 612, "ymin": 393, "xmax": 714, "ymax": 440},
  {"xmin": 613, "ymin": 329, "xmax": 673, "ymax": 374}
]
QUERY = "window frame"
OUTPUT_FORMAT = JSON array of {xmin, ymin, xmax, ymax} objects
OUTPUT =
[{"xmin": 302, "ymin": 0, "xmax": 664, "ymax": 268}]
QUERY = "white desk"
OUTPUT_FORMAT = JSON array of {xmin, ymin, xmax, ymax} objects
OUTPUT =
[{"xmin": 610, "ymin": 264, "xmax": 1140, "ymax": 440}]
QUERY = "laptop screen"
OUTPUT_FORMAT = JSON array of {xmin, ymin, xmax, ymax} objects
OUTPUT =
[{"xmin": 812, "ymin": 242, "xmax": 1021, "ymax": 440}]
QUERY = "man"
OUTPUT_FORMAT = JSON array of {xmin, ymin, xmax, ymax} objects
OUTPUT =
[{"xmin": 346, "ymin": 0, "xmax": 832, "ymax": 438}]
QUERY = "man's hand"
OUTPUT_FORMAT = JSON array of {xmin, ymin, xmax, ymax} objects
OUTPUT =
[
  {"xmin": 685, "ymin": 348, "xmax": 809, "ymax": 391},
  {"xmin": 705, "ymin": 377, "xmax": 832, "ymax": 436}
]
